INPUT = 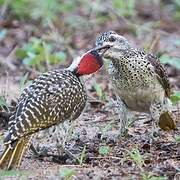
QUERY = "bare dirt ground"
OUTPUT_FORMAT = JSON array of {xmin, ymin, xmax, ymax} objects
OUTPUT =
[{"xmin": 0, "ymin": 70, "xmax": 179, "ymax": 179}]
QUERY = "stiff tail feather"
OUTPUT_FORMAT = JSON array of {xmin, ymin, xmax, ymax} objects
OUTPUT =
[
  {"xmin": 0, "ymin": 136, "xmax": 31, "ymax": 170},
  {"xmin": 158, "ymin": 111, "xmax": 177, "ymax": 131}
]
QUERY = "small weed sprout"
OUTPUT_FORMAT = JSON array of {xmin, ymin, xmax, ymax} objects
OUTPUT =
[
  {"xmin": 100, "ymin": 121, "xmax": 113, "ymax": 140},
  {"xmin": 170, "ymin": 91, "xmax": 180, "ymax": 105},
  {"xmin": 93, "ymin": 82, "xmax": 106, "ymax": 100},
  {"xmin": 77, "ymin": 145, "xmax": 86, "ymax": 166},
  {"xmin": 98, "ymin": 145, "xmax": 110, "ymax": 156},
  {"xmin": 59, "ymin": 167, "xmax": 76, "ymax": 180},
  {"xmin": 16, "ymin": 37, "xmax": 66, "ymax": 72},
  {"xmin": 127, "ymin": 146, "xmax": 144, "ymax": 171},
  {"xmin": 127, "ymin": 147, "xmax": 166, "ymax": 180},
  {"xmin": 19, "ymin": 73, "xmax": 31, "ymax": 93},
  {"xmin": 0, "ymin": 170, "xmax": 26, "ymax": 178},
  {"xmin": 174, "ymin": 136, "xmax": 180, "ymax": 144},
  {"xmin": 0, "ymin": 96, "xmax": 9, "ymax": 112}
]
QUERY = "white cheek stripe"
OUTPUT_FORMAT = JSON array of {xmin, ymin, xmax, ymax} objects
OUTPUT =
[
  {"xmin": 67, "ymin": 51, "xmax": 92, "ymax": 72},
  {"xmin": 67, "ymin": 55, "xmax": 82, "ymax": 72}
]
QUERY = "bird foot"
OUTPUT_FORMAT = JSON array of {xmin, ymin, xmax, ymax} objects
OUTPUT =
[
  {"xmin": 149, "ymin": 129, "xmax": 159, "ymax": 144},
  {"xmin": 57, "ymin": 145, "xmax": 77, "ymax": 160},
  {"xmin": 29, "ymin": 144, "xmax": 48, "ymax": 158},
  {"xmin": 101, "ymin": 129, "xmax": 128, "ymax": 143}
]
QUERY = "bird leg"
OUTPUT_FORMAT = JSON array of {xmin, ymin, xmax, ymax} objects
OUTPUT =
[
  {"xmin": 30, "ymin": 122, "xmax": 77, "ymax": 160},
  {"xmin": 106, "ymin": 97, "xmax": 132, "ymax": 141},
  {"xmin": 54, "ymin": 121, "xmax": 77, "ymax": 160},
  {"xmin": 29, "ymin": 144, "xmax": 44, "ymax": 157},
  {"xmin": 115, "ymin": 98, "xmax": 133, "ymax": 137},
  {"xmin": 149, "ymin": 101, "xmax": 163, "ymax": 143},
  {"xmin": 56, "ymin": 143, "xmax": 76, "ymax": 160}
]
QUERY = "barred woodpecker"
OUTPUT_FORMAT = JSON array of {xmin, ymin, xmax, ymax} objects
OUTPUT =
[{"xmin": 0, "ymin": 45, "xmax": 110, "ymax": 170}]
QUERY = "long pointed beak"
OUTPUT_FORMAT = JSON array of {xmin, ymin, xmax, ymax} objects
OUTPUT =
[
  {"xmin": 93, "ymin": 44, "xmax": 112, "ymax": 51},
  {"xmin": 92, "ymin": 44, "xmax": 112, "ymax": 56}
]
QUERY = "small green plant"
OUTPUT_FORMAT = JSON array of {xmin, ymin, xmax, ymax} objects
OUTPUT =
[
  {"xmin": 141, "ymin": 173, "xmax": 167, "ymax": 180},
  {"xmin": 0, "ymin": 0, "xmax": 86, "ymax": 27},
  {"xmin": 19, "ymin": 73, "xmax": 31, "ymax": 92},
  {"xmin": 0, "ymin": 96, "xmax": 9, "ymax": 112},
  {"xmin": 172, "ymin": 0, "xmax": 180, "ymax": 21},
  {"xmin": 16, "ymin": 37, "xmax": 66, "ymax": 72},
  {"xmin": 128, "ymin": 147, "xmax": 144, "ymax": 171},
  {"xmin": 59, "ymin": 167, "xmax": 75, "ymax": 180},
  {"xmin": 112, "ymin": 0, "xmax": 136, "ymax": 17},
  {"xmin": 170, "ymin": 91, "xmax": 180, "ymax": 105},
  {"xmin": 127, "ymin": 147, "xmax": 166, "ymax": 180},
  {"xmin": 77, "ymin": 145, "xmax": 86, "ymax": 165},
  {"xmin": 175, "ymin": 136, "xmax": 180, "ymax": 144},
  {"xmin": 160, "ymin": 55, "xmax": 180, "ymax": 70},
  {"xmin": 30, "ymin": 0, "xmax": 61, "ymax": 26},
  {"xmin": 0, "ymin": 29, "xmax": 7, "ymax": 41},
  {"xmin": 174, "ymin": 39, "xmax": 180, "ymax": 47},
  {"xmin": 0, "ymin": 170, "xmax": 23, "ymax": 177},
  {"xmin": 93, "ymin": 82, "xmax": 105, "ymax": 100},
  {"xmin": 98, "ymin": 145, "xmax": 110, "ymax": 156},
  {"xmin": 100, "ymin": 121, "xmax": 113, "ymax": 140},
  {"xmin": 0, "ymin": 0, "xmax": 30, "ymax": 19}
]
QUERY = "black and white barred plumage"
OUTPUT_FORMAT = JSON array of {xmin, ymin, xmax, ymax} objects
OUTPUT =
[
  {"xmin": 0, "ymin": 49, "xmax": 106, "ymax": 170},
  {"xmin": 5, "ymin": 70, "xmax": 86, "ymax": 145}
]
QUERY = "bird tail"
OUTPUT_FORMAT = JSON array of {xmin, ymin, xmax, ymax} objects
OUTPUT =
[
  {"xmin": 0, "ymin": 136, "xmax": 31, "ymax": 170},
  {"xmin": 158, "ymin": 111, "xmax": 177, "ymax": 131}
]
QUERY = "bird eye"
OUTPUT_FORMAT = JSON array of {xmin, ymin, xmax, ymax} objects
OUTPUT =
[{"xmin": 109, "ymin": 35, "xmax": 116, "ymax": 42}]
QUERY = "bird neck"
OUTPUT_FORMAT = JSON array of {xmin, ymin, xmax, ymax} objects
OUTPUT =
[
  {"xmin": 110, "ymin": 48, "xmax": 135, "ymax": 70},
  {"xmin": 67, "ymin": 56, "xmax": 83, "ymax": 76}
]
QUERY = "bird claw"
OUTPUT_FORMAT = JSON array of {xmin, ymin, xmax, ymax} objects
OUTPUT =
[
  {"xmin": 102, "ymin": 129, "xmax": 129, "ymax": 143},
  {"xmin": 29, "ymin": 144, "xmax": 48, "ymax": 158}
]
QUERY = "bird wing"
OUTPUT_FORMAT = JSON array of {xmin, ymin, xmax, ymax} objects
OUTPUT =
[
  {"xmin": 6, "ymin": 71, "xmax": 64, "ymax": 137},
  {"xmin": 8, "ymin": 71, "xmax": 59, "ymax": 131},
  {"xmin": 146, "ymin": 53, "xmax": 171, "ymax": 97}
]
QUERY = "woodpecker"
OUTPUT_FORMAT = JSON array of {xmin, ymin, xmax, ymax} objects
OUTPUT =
[
  {"xmin": 95, "ymin": 31, "xmax": 176, "ymax": 135},
  {"xmin": 0, "ymin": 46, "xmax": 109, "ymax": 170}
]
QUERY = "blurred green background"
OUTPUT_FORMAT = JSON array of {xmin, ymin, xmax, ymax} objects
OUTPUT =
[{"xmin": 0, "ymin": 0, "xmax": 179, "ymax": 73}]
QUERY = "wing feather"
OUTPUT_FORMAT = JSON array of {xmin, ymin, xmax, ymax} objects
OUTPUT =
[{"xmin": 146, "ymin": 54, "xmax": 171, "ymax": 97}]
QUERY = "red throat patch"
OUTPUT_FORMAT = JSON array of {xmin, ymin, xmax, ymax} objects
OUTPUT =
[{"xmin": 77, "ymin": 53, "xmax": 102, "ymax": 76}]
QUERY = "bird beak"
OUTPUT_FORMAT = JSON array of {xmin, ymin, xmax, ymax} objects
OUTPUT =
[{"xmin": 92, "ymin": 44, "xmax": 113, "ymax": 56}]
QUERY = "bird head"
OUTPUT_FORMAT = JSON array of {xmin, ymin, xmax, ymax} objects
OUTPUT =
[
  {"xmin": 95, "ymin": 31, "xmax": 131, "ymax": 59},
  {"xmin": 68, "ymin": 45, "xmax": 110, "ymax": 76}
]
